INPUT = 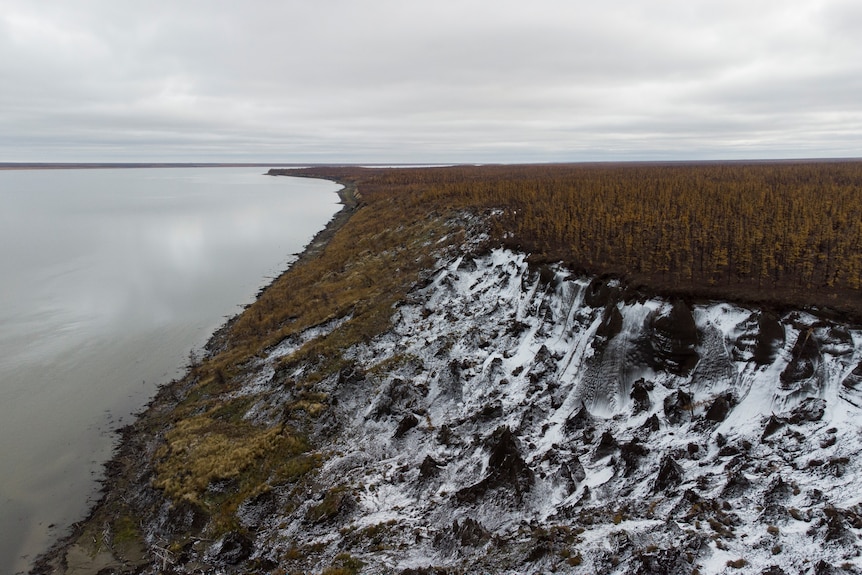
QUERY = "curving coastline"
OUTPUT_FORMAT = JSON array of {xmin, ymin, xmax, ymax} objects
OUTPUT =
[{"xmin": 30, "ymin": 172, "xmax": 357, "ymax": 575}]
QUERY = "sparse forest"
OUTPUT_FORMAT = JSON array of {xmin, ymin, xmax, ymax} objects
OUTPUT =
[{"xmin": 285, "ymin": 161, "xmax": 862, "ymax": 319}]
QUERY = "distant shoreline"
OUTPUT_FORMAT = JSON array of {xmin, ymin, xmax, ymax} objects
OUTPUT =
[
  {"xmin": 0, "ymin": 162, "xmax": 449, "ymax": 171},
  {"xmin": 0, "ymin": 163, "xmax": 313, "ymax": 170},
  {"xmin": 4, "ymin": 158, "xmax": 862, "ymax": 171}
]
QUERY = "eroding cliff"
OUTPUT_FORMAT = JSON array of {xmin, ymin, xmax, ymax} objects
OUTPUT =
[{"xmin": 36, "ymin": 237, "xmax": 862, "ymax": 575}]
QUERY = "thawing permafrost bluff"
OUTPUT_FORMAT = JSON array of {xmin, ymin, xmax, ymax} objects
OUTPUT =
[{"xmin": 224, "ymin": 247, "xmax": 861, "ymax": 574}]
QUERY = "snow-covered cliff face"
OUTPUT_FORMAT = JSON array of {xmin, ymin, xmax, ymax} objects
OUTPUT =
[{"xmin": 219, "ymin": 249, "xmax": 861, "ymax": 574}]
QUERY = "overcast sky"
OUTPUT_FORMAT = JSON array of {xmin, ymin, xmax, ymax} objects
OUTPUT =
[{"xmin": 1, "ymin": 0, "xmax": 860, "ymax": 163}]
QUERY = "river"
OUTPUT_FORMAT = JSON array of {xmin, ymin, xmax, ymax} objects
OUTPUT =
[{"xmin": 0, "ymin": 167, "xmax": 340, "ymax": 574}]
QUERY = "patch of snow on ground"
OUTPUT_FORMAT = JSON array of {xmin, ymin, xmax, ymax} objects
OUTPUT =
[{"xmin": 250, "ymin": 248, "xmax": 862, "ymax": 574}]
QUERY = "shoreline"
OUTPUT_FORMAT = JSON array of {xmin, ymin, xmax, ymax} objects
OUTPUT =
[
  {"xmin": 30, "ymin": 173, "xmax": 358, "ymax": 575},
  {"xmin": 0, "ymin": 163, "xmax": 315, "ymax": 170},
  {"xmin": 204, "ymin": 173, "xmax": 358, "ymax": 356}
]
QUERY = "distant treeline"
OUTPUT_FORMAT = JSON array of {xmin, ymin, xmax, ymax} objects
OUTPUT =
[{"xmin": 282, "ymin": 161, "xmax": 862, "ymax": 318}]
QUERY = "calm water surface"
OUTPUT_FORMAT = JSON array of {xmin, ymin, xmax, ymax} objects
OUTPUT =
[{"xmin": 0, "ymin": 168, "xmax": 340, "ymax": 574}]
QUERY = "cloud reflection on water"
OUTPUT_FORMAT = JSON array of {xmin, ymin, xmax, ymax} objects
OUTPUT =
[{"xmin": 0, "ymin": 167, "xmax": 339, "ymax": 574}]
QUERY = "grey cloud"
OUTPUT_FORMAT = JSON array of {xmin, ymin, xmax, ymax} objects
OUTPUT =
[{"xmin": 1, "ymin": 0, "xmax": 860, "ymax": 162}]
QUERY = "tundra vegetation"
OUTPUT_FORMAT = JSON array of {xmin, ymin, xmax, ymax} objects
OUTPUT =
[{"xmin": 35, "ymin": 161, "xmax": 862, "ymax": 574}]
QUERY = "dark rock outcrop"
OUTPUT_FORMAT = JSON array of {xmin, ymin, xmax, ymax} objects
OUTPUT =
[
  {"xmin": 620, "ymin": 439, "xmax": 650, "ymax": 477},
  {"xmin": 644, "ymin": 301, "xmax": 700, "ymax": 375},
  {"xmin": 419, "ymin": 455, "xmax": 444, "ymax": 481},
  {"xmin": 653, "ymin": 455, "xmax": 684, "ymax": 493},
  {"xmin": 641, "ymin": 413, "xmax": 661, "ymax": 433},
  {"xmin": 452, "ymin": 517, "xmax": 490, "ymax": 547},
  {"xmin": 705, "ymin": 393, "xmax": 733, "ymax": 422},
  {"xmin": 457, "ymin": 256, "xmax": 478, "ymax": 272},
  {"xmin": 237, "ymin": 489, "xmax": 277, "ymax": 530},
  {"xmin": 761, "ymin": 415, "xmax": 786, "ymax": 441},
  {"xmin": 762, "ymin": 476, "xmax": 794, "ymax": 507},
  {"xmin": 663, "ymin": 390, "xmax": 693, "ymax": 425},
  {"xmin": 210, "ymin": 531, "xmax": 253, "ymax": 565},
  {"xmin": 636, "ymin": 546, "xmax": 696, "ymax": 575},
  {"xmin": 584, "ymin": 277, "xmax": 619, "ymax": 309},
  {"xmin": 754, "ymin": 312, "xmax": 785, "ymax": 365},
  {"xmin": 780, "ymin": 329, "xmax": 820, "ymax": 388},
  {"xmin": 822, "ymin": 506, "xmax": 857, "ymax": 544},
  {"xmin": 594, "ymin": 430, "xmax": 619, "ymax": 459},
  {"xmin": 564, "ymin": 403, "xmax": 594, "ymax": 433},
  {"xmin": 787, "ymin": 398, "xmax": 826, "ymax": 424},
  {"xmin": 394, "ymin": 413, "xmax": 420, "ymax": 438},
  {"xmin": 842, "ymin": 361, "xmax": 862, "ymax": 391},
  {"xmin": 456, "ymin": 427, "xmax": 534, "ymax": 503},
  {"xmin": 721, "ymin": 470, "xmax": 752, "ymax": 498},
  {"xmin": 560, "ymin": 457, "xmax": 586, "ymax": 486},
  {"xmin": 819, "ymin": 325, "xmax": 853, "ymax": 355},
  {"xmin": 595, "ymin": 304, "xmax": 623, "ymax": 341},
  {"xmin": 629, "ymin": 379, "xmax": 652, "ymax": 415},
  {"xmin": 369, "ymin": 377, "xmax": 420, "ymax": 419},
  {"xmin": 841, "ymin": 361, "xmax": 862, "ymax": 406},
  {"xmin": 162, "ymin": 499, "xmax": 209, "ymax": 535}
]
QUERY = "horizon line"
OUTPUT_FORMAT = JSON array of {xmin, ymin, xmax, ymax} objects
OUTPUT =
[{"xmin": 2, "ymin": 157, "xmax": 862, "ymax": 170}]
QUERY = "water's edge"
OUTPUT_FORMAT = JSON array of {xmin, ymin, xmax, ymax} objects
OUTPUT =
[
  {"xmin": 204, "ymin": 176, "xmax": 356, "ymax": 357},
  {"xmin": 29, "ymin": 173, "xmax": 355, "ymax": 574}
]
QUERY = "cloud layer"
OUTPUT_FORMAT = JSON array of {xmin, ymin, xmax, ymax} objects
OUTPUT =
[{"xmin": 2, "ymin": 0, "xmax": 860, "ymax": 162}]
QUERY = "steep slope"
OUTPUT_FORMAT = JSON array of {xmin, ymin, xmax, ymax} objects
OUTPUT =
[
  {"xmin": 44, "ymin": 245, "xmax": 862, "ymax": 574},
  {"xmin": 33, "ymin": 170, "xmax": 862, "ymax": 574},
  {"xmin": 216, "ymin": 247, "xmax": 862, "ymax": 574}
]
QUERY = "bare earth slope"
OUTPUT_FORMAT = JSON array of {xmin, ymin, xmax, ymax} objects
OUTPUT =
[{"xmin": 33, "ymin": 166, "xmax": 862, "ymax": 575}]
